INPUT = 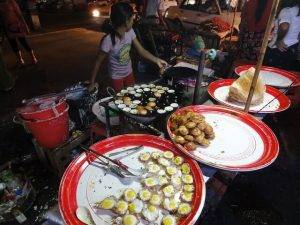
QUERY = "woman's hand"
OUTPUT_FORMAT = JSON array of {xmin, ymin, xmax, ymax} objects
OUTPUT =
[
  {"xmin": 155, "ymin": 58, "xmax": 168, "ymax": 75},
  {"xmin": 276, "ymin": 40, "xmax": 288, "ymax": 52}
]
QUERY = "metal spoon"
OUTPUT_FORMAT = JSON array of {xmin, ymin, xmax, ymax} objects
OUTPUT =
[{"xmin": 76, "ymin": 206, "xmax": 95, "ymax": 225}]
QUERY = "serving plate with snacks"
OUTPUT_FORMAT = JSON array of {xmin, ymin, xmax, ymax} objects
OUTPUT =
[
  {"xmin": 114, "ymin": 84, "xmax": 179, "ymax": 117},
  {"xmin": 207, "ymin": 79, "xmax": 291, "ymax": 113},
  {"xmin": 59, "ymin": 134, "xmax": 206, "ymax": 225},
  {"xmin": 167, "ymin": 105, "xmax": 279, "ymax": 171},
  {"xmin": 235, "ymin": 65, "xmax": 300, "ymax": 88}
]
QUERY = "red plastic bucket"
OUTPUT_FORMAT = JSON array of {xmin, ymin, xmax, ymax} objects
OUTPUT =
[
  {"xmin": 17, "ymin": 96, "xmax": 67, "ymax": 121},
  {"xmin": 23, "ymin": 106, "xmax": 70, "ymax": 149}
]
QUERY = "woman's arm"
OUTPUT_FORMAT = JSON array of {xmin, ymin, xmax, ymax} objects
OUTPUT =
[
  {"xmin": 11, "ymin": 0, "xmax": 29, "ymax": 33},
  {"xmin": 89, "ymin": 51, "xmax": 107, "ymax": 90},
  {"xmin": 132, "ymin": 38, "xmax": 167, "ymax": 69},
  {"xmin": 275, "ymin": 22, "xmax": 290, "ymax": 51}
]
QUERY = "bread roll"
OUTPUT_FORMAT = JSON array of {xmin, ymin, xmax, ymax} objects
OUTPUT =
[{"xmin": 228, "ymin": 67, "xmax": 265, "ymax": 105}]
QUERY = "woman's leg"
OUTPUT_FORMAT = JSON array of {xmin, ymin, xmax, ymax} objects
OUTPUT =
[
  {"xmin": 18, "ymin": 37, "xmax": 38, "ymax": 64},
  {"xmin": 112, "ymin": 78, "xmax": 125, "ymax": 92},
  {"xmin": 123, "ymin": 73, "xmax": 135, "ymax": 88},
  {"xmin": 7, "ymin": 37, "xmax": 25, "ymax": 65}
]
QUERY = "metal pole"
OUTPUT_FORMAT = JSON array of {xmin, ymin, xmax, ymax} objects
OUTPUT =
[
  {"xmin": 193, "ymin": 50, "xmax": 206, "ymax": 105},
  {"xmin": 244, "ymin": 0, "xmax": 280, "ymax": 112}
]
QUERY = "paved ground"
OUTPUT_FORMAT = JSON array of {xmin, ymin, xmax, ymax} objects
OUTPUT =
[
  {"xmin": 1, "ymin": 12, "xmax": 300, "ymax": 225},
  {"xmin": 0, "ymin": 28, "xmax": 104, "ymax": 118}
]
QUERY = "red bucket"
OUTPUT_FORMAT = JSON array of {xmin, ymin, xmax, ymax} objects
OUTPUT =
[
  {"xmin": 17, "ymin": 96, "xmax": 67, "ymax": 121},
  {"xmin": 23, "ymin": 106, "xmax": 70, "ymax": 149}
]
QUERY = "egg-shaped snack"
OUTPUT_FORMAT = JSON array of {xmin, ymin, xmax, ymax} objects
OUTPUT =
[
  {"xmin": 158, "ymin": 175, "xmax": 169, "ymax": 186},
  {"xmin": 148, "ymin": 163, "xmax": 161, "ymax": 174},
  {"xmin": 95, "ymin": 196, "xmax": 117, "ymax": 210},
  {"xmin": 181, "ymin": 192, "xmax": 193, "ymax": 203},
  {"xmin": 161, "ymin": 215, "xmax": 177, "ymax": 225},
  {"xmin": 174, "ymin": 135, "xmax": 185, "ymax": 145},
  {"xmin": 142, "ymin": 205, "xmax": 159, "ymax": 222},
  {"xmin": 177, "ymin": 203, "xmax": 192, "ymax": 216},
  {"xmin": 162, "ymin": 185, "xmax": 175, "ymax": 198},
  {"xmin": 158, "ymin": 157, "xmax": 171, "ymax": 167},
  {"xmin": 139, "ymin": 152, "xmax": 151, "ymax": 162},
  {"xmin": 178, "ymin": 126, "xmax": 189, "ymax": 136},
  {"xmin": 163, "ymin": 151, "xmax": 174, "ymax": 160},
  {"xmin": 114, "ymin": 200, "xmax": 128, "ymax": 215},
  {"xmin": 191, "ymin": 127, "xmax": 201, "ymax": 136},
  {"xmin": 143, "ymin": 177, "xmax": 158, "ymax": 188},
  {"xmin": 184, "ymin": 142, "xmax": 197, "ymax": 151},
  {"xmin": 186, "ymin": 121, "xmax": 197, "ymax": 129},
  {"xmin": 151, "ymin": 151, "xmax": 161, "ymax": 160},
  {"xmin": 183, "ymin": 184, "xmax": 195, "ymax": 192},
  {"xmin": 181, "ymin": 163, "xmax": 191, "ymax": 174},
  {"xmin": 184, "ymin": 135, "xmax": 194, "ymax": 142},
  {"xmin": 139, "ymin": 189, "xmax": 152, "ymax": 202},
  {"xmin": 128, "ymin": 199, "xmax": 144, "ymax": 214},
  {"xmin": 173, "ymin": 156, "xmax": 184, "ymax": 166},
  {"xmin": 171, "ymin": 176, "xmax": 182, "ymax": 189},
  {"xmin": 182, "ymin": 174, "xmax": 193, "ymax": 184},
  {"xmin": 163, "ymin": 198, "xmax": 179, "ymax": 212},
  {"xmin": 150, "ymin": 193, "xmax": 163, "ymax": 206},
  {"xmin": 123, "ymin": 188, "xmax": 137, "ymax": 202},
  {"xmin": 166, "ymin": 166, "xmax": 178, "ymax": 176},
  {"xmin": 122, "ymin": 214, "xmax": 139, "ymax": 225}
]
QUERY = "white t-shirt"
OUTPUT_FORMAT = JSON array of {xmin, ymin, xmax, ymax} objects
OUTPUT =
[{"xmin": 269, "ymin": 6, "xmax": 300, "ymax": 48}]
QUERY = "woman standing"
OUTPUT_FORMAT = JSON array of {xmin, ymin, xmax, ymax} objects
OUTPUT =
[
  {"xmin": 264, "ymin": 0, "xmax": 300, "ymax": 71},
  {"xmin": 0, "ymin": 0, "xmax": 37, "ymax": 66},
  {"xmin": 236, "ymin": 0, "xmax": 273, "ymax": 61}
]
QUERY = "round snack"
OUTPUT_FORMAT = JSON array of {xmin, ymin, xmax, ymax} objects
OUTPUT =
[
  {"xmin": 163, "ymin": 151, "xmax": 174, "ymax": 159},
  {"xmin": 173, "ymin": 156, "xmax": 184, "ymax": 166},
  {"xmin": 178, "ymin": 126, "xmax": 189, "ymax": 136},
  {"xmin": 158, "ymin": 157, "xmax": 171, "ymax": 167},
  {"xmin": 118, "ymin": 104, "xmax": 126, "ymax": 109},
  {"xmin": 128, "ymin": 199, "xmax": 144, "ymax": 214},
  {"xmin": 163, "ymin": 185, "xmax": 175, "ymax": 197},
  {"xmin": 147, "ymin": 102, "xmax": 156, "ymax": 107},
  {"xmin": 171, "ymin": 176, "xmax": 182, "ymax": 189},
  {"xmin": 191, "ymin": 127, "xmax": 201, "ymax": 136},
  {"xmin": 139, "ymin": 189, "xmax": 152, "ymax": 201},
  {"xmin": 132, "ymin": 100, "xmax": 141, "ymax": 105},
  {"xmin": 124, "ymin": 188, "xmax": 137, "ymax": 202},
  {"xmin": 182, "ymin": 174, "xmax": 193, "ymax": 184},
  {"xmin": 184, "ymin": 135, "xmax": 194, "ymax": 142},
  {"xmin": 96, "ymin": 196, "xmax": 117, "ymax": 210},
  {"xmin": 150, "ymin": 194, "xmax": 162, "ymax": 206},
  {"xmin": 139, "ymin": 109, "xmax": 148, "ymax": 115},
  {"xmin": 166, "ymin": 166, "xmax": 178, "ymax": 176},
  {"xmin": 177, "ymin": 203, "xmax": 192, "ymax": 216},
  {"xmin": 165, "ymin": 106, "xmax": 174, "ymax": 112},
  {"xmin": 143, "ymin": 177, "xmax": 158, "ymax": 187},
  {"xmin": 158, "ymin": 175, "xmax": 169, "ymax": 186},
  {"xmin": 174, "ymin": 136, "xmax": 185, "ymax": 145},
  {"xmin": 123, "ymin": 107, "xmax": 131, "ymax": 112},
  {"xmin": 204, "ymin": 124, "xmax": 214, "ymax": 134},
  {"xmin": 183, "ymin": 184, "xmax": 195, "ymax": 192},
  {"xmin": 145, "ymin": 106, "xmax": 153, "ymax": 111},
  {"xmin": 181, "ymin": 163, "xmax": 191, "ymax": 174},
  {"xmin": 184, "ymin": 142, "xmax": 197, "ymax": 151},
  {"xmin": 149, "ymin": 97, "xmax": 156, "ymax": 102},
  {"xmin": 170, "ymin": 103, "xmax": 179, "ymax": 108},
  {"xmin": 186, "ymin": 122, "xmax": 197, "ymax": 129},
  {"xmin": 142, "ymin": 205, "xmax": 159, "ymax": 222},
  {"xmin": 151, "ymin": 151, "xmax": 161, "ymax": 160},
  {"xmin": 163, "ymin": 198, "xmax": 179, "ymax": 212},
  {"xmin": 197, "ymin": 122, "xmax": 207, "ymax": 131},
  {"xmin": 115, "ymin": 100, "xmax": 123, "ymax": 105},
  {"xmin": 157, "ymin": 109, "xmax": 166, "ymax": 114},
  {"xmin": 195, "ymin": 133, "xmax": 205, "ymax": 144},
  {"xmin": 201, "ymin": 138, "xmax": 210, "ymax": 147},
  {"xmin": 122, "ymin": 214, "xmax": 138, "ymax": 225},
  {"xmin": 181, "ymin": 192, "xmax": 193, "ymax": 202},
  {"xmin": 148, "ymin": 163, "xmax": 161, "ymax": 174},
  {"xmin": 130, "ymin": 109, "xmax": 138, "ymax": 115},
  {"xmin": 115, "ymin": 200, "xmax": 128, "ymax": 215},
  {"xmin": 154, "ymin": 92, "xmax": 162, "ymax": 98},
  {"xmin": 139, "ymin": 152, "xmax": 151, "ymax": 162}
]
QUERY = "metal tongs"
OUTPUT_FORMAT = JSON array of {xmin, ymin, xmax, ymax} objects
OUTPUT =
[{"xmin": 80, "ymin": 145, "xmax": 144, "ymax": 178}]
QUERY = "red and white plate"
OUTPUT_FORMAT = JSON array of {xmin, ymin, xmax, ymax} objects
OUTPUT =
[
  {"xmin": 167, "ymin": 105, "xmax": 279, "ymax": 171},
  {"xmin": 235, "ymin": 65, "xmax": 300, "ymax": 88},
  {"xmin": 207, "ymin": 79, "xmax": 291, "ymax": 113},
  {"xmin": 59, "ymin": 134, "xmax": 206, "ymax": 225}
]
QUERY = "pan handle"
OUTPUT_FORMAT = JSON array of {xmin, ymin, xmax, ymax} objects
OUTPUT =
[{"xmin": 107, "ymin": 87, "xmax": 116, "ymax": 97}]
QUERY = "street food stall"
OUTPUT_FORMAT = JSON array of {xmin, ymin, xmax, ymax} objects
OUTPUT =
[{"xmin": 1, "ymin": 0, "xmax": 300, "ymax": 224}]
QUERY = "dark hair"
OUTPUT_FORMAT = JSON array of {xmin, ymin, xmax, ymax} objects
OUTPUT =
[
  {"xmin": 255, "ymin": 0, "xmax": 268, "ymax": 23},
  {"xmin": 102, "ymin": 2, "xmax": 134, "ymax": 46}
]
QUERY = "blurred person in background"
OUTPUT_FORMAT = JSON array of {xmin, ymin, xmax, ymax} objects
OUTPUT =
[
  {"xmin": 236, "ymin": 0, "xmax": 273, "ymax": 61},
  {"xmin": 264, "ymin": 0, "xmax": 300, "ymax": 71},
  {"xmin": 143, "ymin": 0, "xmax": 165, "ymax": 25},
  {"xmin": 0, "ymin": 0, "xmax": 37, "ymax": 66}
]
